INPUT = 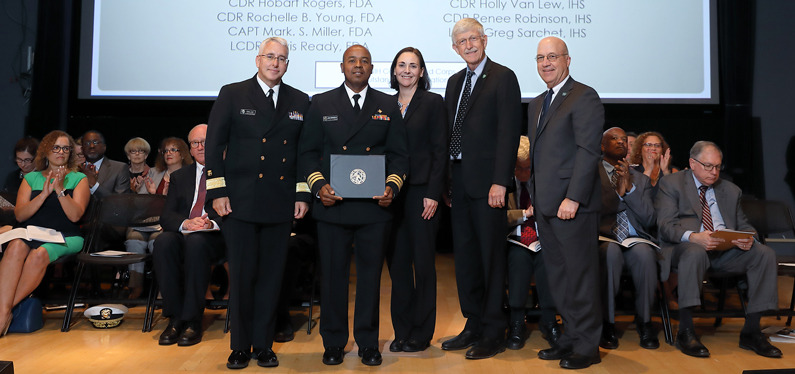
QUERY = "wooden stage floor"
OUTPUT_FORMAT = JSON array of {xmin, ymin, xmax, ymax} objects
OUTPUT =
[{"xmin": 1, "ymin": 253, "xmax": 795, "ymax": 373}]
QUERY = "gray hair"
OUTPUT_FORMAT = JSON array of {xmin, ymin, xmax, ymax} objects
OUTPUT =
[
  {"xmin": 259, "ymin": 37, "xmax": 289, "ymax": 58},
  {"xmin": 451, "ymin": 18, "xmax": 484, "ymax": 44},
  {"xmin": 689, "ymin": 140, "xmax": 723, "ymax": 160},
  {"xmin": 517, "ymin": 135, "xmax": 530, "ymax": 161}
]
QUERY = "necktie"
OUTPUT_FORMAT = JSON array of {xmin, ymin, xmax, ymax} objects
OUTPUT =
[
  {"xmin": 519, "ymin": 182, "xmax": 537, "ymax": 246},
  {"xmin": 449, "ymin": 70, "xmax": 474, "ymax": 159},
  {"xmin": 189, "ymin": 170, "xmax": 206, "ymax": 219},
  {"xmin": 536, "ymin": 88, "xmax": 554, "ymax": 137},
  {"xmin": 699, "ymin": 185, "xmax": 714, "ymax": 232},
  {"xmin": 267, "ymin": 88, "xmax": 275, "ymax": 109},
  {"xmin": 609, "ymin": 170, "xmax": 630, "ymax": 242},
  {"xmin": 353, "ymin": 93, "xmax": 361, "ymax": 115}
]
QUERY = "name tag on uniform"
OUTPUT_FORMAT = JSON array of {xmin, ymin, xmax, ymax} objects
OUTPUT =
[
  {"xmin": 289, "ymin": 111, "xmax": 304, "ymax": 121},
  {"xmin": 323, "ymin": 115, "xmax": 338, "ymax": 122},
  {"xmin": 240, "ymin": 109, "xmax": 256, "ymax": 116}
]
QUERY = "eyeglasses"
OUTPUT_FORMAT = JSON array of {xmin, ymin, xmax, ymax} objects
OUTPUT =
[
  {"xmin": 515, "ymin": 165, "xmax": 531, "ymax": 172},
  {"xmin": 189, "ymin": 140, "xmax": 205, "ymax": 148},
  {"xmin": 15, "ymin": 157, "xmax": 34, "ymax": 164},
  {"xmin": 258, "ymin": 54, "xmax": 288, "ymax": 64},
  {"xmin": 455, "ymin": 35, "xmax": 483, "ymax": 46},
  {"xmin": 162, "ymin": 148, "xmax": 180, "ymax": 154},
  {"xmin": 83, "ymin": 140, "xmax": 104, "ymax": 146},
  {"xmin": 692, "ymin": 158, "xmax": 724, "ymax": 172},
  {"xmin": 642, "ymin": 143, "xmax": 662, "ymax": 149},
  {"xmin": 52, "ymin": 145, "xmax": 72, "ymax": 153},
  {"xmin": 535, "ymin": 53, "xmax": 568, "ymax": 63},
  {"xmin": 75, "ymin": 153, "xmax": 84, "ymax": 158},
  {"xmin": 128, "ymin": 149, "xmax": 147, "ymax": 155}
]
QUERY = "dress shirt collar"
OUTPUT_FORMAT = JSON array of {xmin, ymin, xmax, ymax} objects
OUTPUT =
[
  {"xmin": 256, "ymin": 75, "xmax": 280, "ymax": 106},
  {"xmin": 548, "ymin": 74, "xmax": 570, "ymax": 103},
  {"xmin": 343, "ymin": 83, "xmax": 368, "ymax": 109}
]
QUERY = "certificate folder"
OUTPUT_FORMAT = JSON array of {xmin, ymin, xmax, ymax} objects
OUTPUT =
[{"xmin": 330, "ymin": 154, "xmax": 385, "ymax": 198}]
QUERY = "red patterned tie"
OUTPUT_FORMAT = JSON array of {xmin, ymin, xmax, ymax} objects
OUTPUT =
[
  {"xmin": 189, "ymin": 170, "xmax": 206, "ymax": 219},
  {"xmin": 699, "ymin": 185, "xmax": 714, "ymax": 232},
  {"xmin": 519, "ymin": 182, "xmax": 537, "ymax": 245}
]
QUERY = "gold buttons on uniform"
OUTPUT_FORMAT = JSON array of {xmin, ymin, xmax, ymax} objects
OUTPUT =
[
  {"xmin": 283, "ymin": 140, "xmax": 287, "ymax": 144},
  {"xmin": 259, "ymin": 174, "xmax": 263, "ymax": 178},
  {"xmin": 262, "ymin": 138, "xmax": 267, "ymax": 143},
  {"xmin": 342, "ymin": 146, "xmax": 347, "ymax": 151},
  {"xmin": 261, "ymin": 156, "xmax": 265, "ymax": 160},
  {"xmin": 280, "ymin": 176, "xmax": 284, "ymax": 180},
  {"xmin": 366, "ymin": 147, "xmax": 371, "ymax": 152},
  {"xmin": 282, "ymin": 158, "xmax": 286, "ymax": 162}
]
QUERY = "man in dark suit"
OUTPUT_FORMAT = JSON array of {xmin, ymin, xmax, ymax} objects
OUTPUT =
[
  {"xmin": 298, "ymin": 44, "xmax": 409, "ymax": 366},
  {"xmin": 656, "ymin": 141, "xmax": 781, "ymax": 358},
  {"xmin": 78, "ymin": 130, "xmax": 131, "ymax": 198},
  {"xmin": 440, "ymin": 18, "xmax": 522, "ymax": 360},
  {"xmin": 153, "ymin": 124, "xmax": 225, "ymax": 348},
  {"xmin": 505, "ymin": 135, "xmax": 561, "ymax": 351},
  {"xmin": 205, "ymin": 36, "xmax": 311, "ymax": 369},
  {"xmin": 528, "ymin": 36, "xmax": 603, "ymax": 369},
  {"xmin": 597, "ymin": 127, "xmax": 659, "ymax": 350}
]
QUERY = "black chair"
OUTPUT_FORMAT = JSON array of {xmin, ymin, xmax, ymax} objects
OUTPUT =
[
  {"xmin": 62, "ymin": 194, "xmax": 166, "ymax": 332},
  {"xmin": 740, "ymin": 199, "xmax": 795, "ymax": 324}
]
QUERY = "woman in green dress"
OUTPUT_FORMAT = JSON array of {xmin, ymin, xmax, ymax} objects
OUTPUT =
[{"xmin": 0, "ymin": 130, "xmax": 90, "ymax": 335}]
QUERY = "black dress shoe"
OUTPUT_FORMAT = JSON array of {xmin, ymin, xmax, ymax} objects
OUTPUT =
[
  {"xmin": 559, "ymin": 352, "xmax": 601, "ymax": 369},
  {"xmin": 177, "ymin": 326, "xmax": 202, "ymax": 346},
  {"xmin": 675, "ymin": 328, "xmax": 710, "ymax": 357},
  {"xmin": 226, "ymin": 350, "xmax": 251, "ymax": 369},
  {"xmin": 599, "ymin": 322, "xmax": 619, "ymax": 350},
  {"xmin": 322, "ymin": 347, "xmax": 344, "ymax": 365},
  {"xmin": 739, "ymin": 330, "xmax": 782, "ymax": 358},
  {"xmin": 402, "ymin": 339, "xmax": 430, "ymax": 352},
  {"xmin": 255, "ymin": 348, "xmax": 279, "ymax": 367},
  {"xmin": 465, "ymin": 337, "xmax": 506, "ymax": 359},
  {"xmin": 505, "ymin": 321, "xmax": 527, "ymax": 350},
  {"xmin": 389, "ymin": 339, "xmax": 405, "ymax": 352},
  {"xmin": 358, "ymin": 347, "xmax": 382, "ymax": 366},
  {"xmin": 274, "ymin": 322, "xmax": 295, "ymax": 343},
  {"xmin": 441, "ymin": 330, "xmax": 480, "ymax": 351},
  {"xmin": 540, "ymin": 322, "xmax": 563, "ymax": 348},
  {"xmin": 538, "ymin": 346, "xmax": 572, "ymax": 360},
  {"xmin": 636, "ymin": 321, "xmax": 660, "ymax": 349},
  {"xmin": 158, "ymin": 319, "xmax": 182, "ymax": 346}
]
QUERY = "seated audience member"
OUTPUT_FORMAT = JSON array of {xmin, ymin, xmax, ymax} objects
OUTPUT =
[
  {"xmin": 505, "ymin": 136, "xmax": 561, "ymax": 350},
  {"xmin": 145, "ymin": 137, "xmax": 192, "ymax": 196},
  {"xmin": 3, "ymin": 137, "xmax": 39, "ymax": 194},
  {"xmin": 597, "ymin": 127, "xmax": 659, "ymax": 350},
  {"xmin": 655, "ymin": 141, "xmax": 781, "ymax": 358},
  {"xmin": 0, "ymin": 131, "xmax": 89, "ymax": 335},
  {"xmin": 74, "ymin": 137, "xmax": 86, "ymax": 166},
  {"xmin": 625, "ymin": 131, "xmax": 637, "ymax": 152},
  {"xmin": 629, "ymin": 131, "xmax": 679, "ymax": 187},
  {"xmin": 153, "ymin": 124, "xmax": 224, "ymax": 347},
  {"xmin": 78, "ymin": 130, "xmax": 131, "ymax": 198},
  {"xmin": 125, "ymin": 137, "xmax": 152, "ymax": 194}
]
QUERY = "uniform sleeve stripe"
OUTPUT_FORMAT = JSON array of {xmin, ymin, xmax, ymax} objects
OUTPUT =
[
  {"xmin": 386, "ymin": 174, "xmax": 404, "ymax": 191},
  {"xmin": 206, "ymin": 177, "xmax": 226, "ymax": 190},
  {"xmin": 307, "ymin": 172, "xmax": 326, "ymax": 190}
]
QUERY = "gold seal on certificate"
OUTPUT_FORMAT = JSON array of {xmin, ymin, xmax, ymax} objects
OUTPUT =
[{"xmin": 330, "ymin": 154, "xmax": 385, "ymax": 198}]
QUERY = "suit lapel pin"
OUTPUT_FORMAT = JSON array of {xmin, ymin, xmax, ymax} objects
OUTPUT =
[
  {"xmin": 562, "ymin": 92, "xmax": 568, "ymax": 97},
  {"xmin": 482, "ymin": 74, "xmax": 487, "ymax": 79}
]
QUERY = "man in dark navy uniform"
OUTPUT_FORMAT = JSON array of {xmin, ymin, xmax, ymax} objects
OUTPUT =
[
  {"xmin": 205, "ymin": 37, "xmax": 311, "ymax": 370},
  {"xmin": 298, "ymin": 44, "xmax": 409, "ymax": 367}
]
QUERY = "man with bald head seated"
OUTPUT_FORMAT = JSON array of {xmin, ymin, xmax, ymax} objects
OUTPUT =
[
  {"xmin": 656, "ymin": 141, "xmax": 781, "ymax": 358},
  {"xmin": 152, "ymin": 124, "xmax": 225, "ymax": 349},
  {"xmin": 205, "ymin": 36, "xmax": 311, "ymax": 369},
  {"xmin": 78, "ymin": 130, "xmax": 131, "ymax": 198},
  {"xmin": 442, "ymin": 18, "xmax": 522, "ymax": 360},
  {"xmin": 597, "ymin": 127, "xmax": 659, "ymax": 350},
  {"xmin": 298, "ymin": 44, "xmax": 409, "ymax": 366},
  {"xmin": 528, "ymin": 36, "xmax": 604, "ymax": 369}
]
